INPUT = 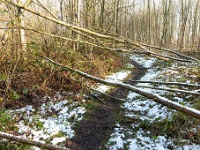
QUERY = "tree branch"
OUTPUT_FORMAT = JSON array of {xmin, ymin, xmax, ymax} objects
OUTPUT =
[
  {"xmin": 34, "ymin": 0, "xmax": 58, "ymax": 19},
  {"xmin": 43, "ymin": 56, "xmax": 200, "ymax": 119},
  {"xmin": 1, "ymin": 0, "xmax": 197, "ymax": 63},
  {"xmin": 140, "ymin": 43, "xmax": 199, "ymax": 62},
  {"xmin": 2, "ymin": 0, "xmax": 146, "ymax": 50},
  {"xmin": 131, "ymin": 80, "xmax": 200, "ymax": 87},
  {"xmin": 136, "ymin": 85, "xmax": 200, "ymax": 96},
  {"xmin": 0, "ymin": 131, "xmax": 68, "ymax": 150}
]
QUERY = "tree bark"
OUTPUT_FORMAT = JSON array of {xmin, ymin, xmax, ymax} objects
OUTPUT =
[
  {"xmin": 140, "ymin": 43, "xmax": 199, "ymax": 62},
  {"xmin": 131, "ymin": 80, "xmax": 200, "ymax": 87},
  {"xmin": 0, "ymin": 131, "xmax": 68, "ymax": 150},
  {"xmin": 16, "ymin": 0, "xmax": 31, "ymax": 53},
  {"xmin": 3, "ymin": 0, "xmax": 147, "ymax": 50},
  {"xmin": 136, "ymin": 85, "xmax": 200, "ymax": 96},
  {"xmin": 43, "ymin": 56, "xmax": 200, "ymax": 119}
]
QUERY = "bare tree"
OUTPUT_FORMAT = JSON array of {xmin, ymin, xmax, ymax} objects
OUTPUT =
[
  {"xmin": 191, "ymin": 0, "xmax": 200, "ymax": 51},
  {"xmin": 99, "ymin": 0, "xmax": 105, "ymax": 29},
  {"xmin": 16, "ymin": 0, "xmax": 31, "ymax": 53},
  {"xmin": 160, "ymin": 0, "xmax": 172, "ymax": 47}
]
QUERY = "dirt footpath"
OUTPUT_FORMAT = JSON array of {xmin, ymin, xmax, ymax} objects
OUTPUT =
[{"xmin": 66, "ymin": 60, "xmax": 146, "ymax": 150}]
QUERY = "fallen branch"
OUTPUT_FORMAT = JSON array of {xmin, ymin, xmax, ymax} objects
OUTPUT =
[
  {"xmin": 24, "ymin": 27, "xmax": 191, "ymax": 62},
  {"xmin": 43, "ymin": 56, "xmax": 200, "ymax": 119},
  {"xmin": 34, "ymin": 0, "xmax": 58, "ymax": 19},
  {"xmin": 136, "ymin": 85, "xmax": 200, "ymax": 96},
  {"xmin": 2, "ymin": 0, "xmax": 196, "ymax": 63},
  {"xmin": 131, "ymin": 80, "xmax": 200, "ymax": 87},
  {"xmin": 140, "ymin": 43, "xmax": 199, "ymax": 63},
  {"xmin": 144, "ymin": 50, "xmax": 192, "ymax": 62},
  {"xmin": 23, "ymin": 26, "xmax": 102, "ymax": 49},
  {"xmin": 67, "ymin": 76, "xmax": 125, "ymax": 102},
  {"xmin": 0, "ymin": 131, "xmax": 68, "ymax": 150},
  {"xmin": 23, "ymin": 27, "xmax": 174, "ymax": 61}
]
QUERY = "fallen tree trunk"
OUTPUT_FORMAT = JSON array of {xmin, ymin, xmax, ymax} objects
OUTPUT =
[
  {"xmin": 23, "ymin": 26, "xmax": 193, "ymax": 62},
  {"xmin": 136, "ymin": 85, "xmax": 200, "ymax": 96},
  {"xmin": 0, "ymin": 132, "xmax": 68, "ymax": 150},
  {"xmin": 131, "ymin": 80, "xmax": 200, "ymax": 87},
  {"xmin": 2, "ymin": 0, "xmax": 198, "ymax": 63},
  {"xmin": 2, "ymin": 0, "xmax": 146, "ymax": 50},
  {"xmin": 140, "ymin": 43, "xmax": 199, "ymax": 63},
  {"xmin": 44, "ymin": 56, "xmax": 200, "ymax": 119}
]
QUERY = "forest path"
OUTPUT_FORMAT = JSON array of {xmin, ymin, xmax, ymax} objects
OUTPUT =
[{"xmin": 67, "ymin": 60, "xmax": 146, "ymax": 150}]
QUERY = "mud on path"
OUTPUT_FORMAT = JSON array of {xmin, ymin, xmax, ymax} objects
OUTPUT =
[{"xmin": 67, "ymin": 61, "xmax": 147, "ymax": 150}]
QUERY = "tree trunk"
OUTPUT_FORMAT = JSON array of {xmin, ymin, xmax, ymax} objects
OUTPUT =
[
  {"xmin": 0, "ymin": 131, "xmax": 68, "ymax": 150},
  {"xmin": 44, "ymin": 56, "xmax": 200, "ymax": 119}
]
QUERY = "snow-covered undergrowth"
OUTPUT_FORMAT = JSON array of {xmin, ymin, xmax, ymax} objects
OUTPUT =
[
  {"xmin": 96, "ymin": 64, "xmax": 133, "ymax": 92},
  {"xmin": 105, "ymin": 54, "xmax": 200, "ymax": 150},
  {"xmin": 8, "ymin": 63, "xmax": 134, "ymax": 149},
  {"xmin": 6, "ymin": 54, "xmax": 199, "ymax": 149},
  {"xmin": 124, "ymin": 55, "xmax": 172, "ymax": 122},
  {"xmin": 10, "ymin": 93, "xmax": 86, "ymax": 147}
]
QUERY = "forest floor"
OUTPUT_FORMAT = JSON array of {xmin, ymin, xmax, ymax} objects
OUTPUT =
[
  {"xmin": 103, "ymin": 55, "xmax": 200, "ymax": 150},
  {"xmin": 0, "ymin": 52, "xmax": 200, "ymax": 150},
  {"xmin": 67, "ymin": 59, "xmax": 146, "ymax": 150}
]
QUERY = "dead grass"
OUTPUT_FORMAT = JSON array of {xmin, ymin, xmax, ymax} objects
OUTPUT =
[{"xmin": 0, "ymin": 37, "xmax": 126, "ymax": 109}]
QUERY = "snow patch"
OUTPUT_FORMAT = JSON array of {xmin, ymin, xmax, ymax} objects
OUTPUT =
[
  {"xmin": 106, "ymin": 54, "xmax": 200, "ymax": 149},
  {"xmin": 96, "ymin": 68, "xmax": 132, "ymax": 92},
  {"xmin": 176, "ymin": 145, "xmax": 200, "ymax": 150},
  {"xmin": 130, "ymin": 55, "xmax": 156, "ymax": 68},
  {"xmin": 51, "ymin": 137, "xmax": 66, "ymax": 145},
  {"xmin": 12, "ymin": 97, "xmax": 86, "ymax": 147}
]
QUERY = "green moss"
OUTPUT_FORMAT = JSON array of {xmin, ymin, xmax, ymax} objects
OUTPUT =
[
  {"xmin": 138, "ymin": 119, "xmax": 151, "ymax": 130},
  {"xmin": 0, "ymin": 74, "xmax": 7, "ymax": 81},
  {"xmin": 176, "ymin": 78, "xmax": 186, "ymax": 82},
  {"xmin": 10, "ymin": 90, "xmax": 21, "ymax": 100},
  {"xmin": 36, "ymin": 120, "xmax": 44, "ymax": 130},
  {"xmin": 0, "ymin": 111, "xmax": 15, "ymax": 131},
  {"xmin": 0, "ymin": 141, "xmax": 34, "ymax": 150},
  {"xmin": 193, "ymin": 97, "xmax": 200, "ymax": 109}
]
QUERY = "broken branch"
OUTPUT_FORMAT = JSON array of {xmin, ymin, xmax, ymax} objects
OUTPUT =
[
  {"xmin": 131, "ymin": 80, "xmax": 200, "ymax": 87},
  {"xmin": 136, "ymin": 85, "xmax": 200, "ymax": 96},
  {"xmin": 0, "ymin": 131, "xmax": 68, "ymax": 150}
]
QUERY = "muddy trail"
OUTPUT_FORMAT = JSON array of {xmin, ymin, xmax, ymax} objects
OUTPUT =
[{"xmin": 67, "ymin": 61, "xmax": 147, "ymax": 150}]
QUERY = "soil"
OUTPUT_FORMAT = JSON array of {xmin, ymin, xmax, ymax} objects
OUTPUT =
[{"xmin": 66, "ymin": 60, "xmax": 146, "ymax": 150}]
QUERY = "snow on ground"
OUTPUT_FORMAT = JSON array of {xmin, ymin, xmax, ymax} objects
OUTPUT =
[
  {"xmin": 8, "ymin": 54, "xmax": 199, "ymax": 149},
  {"xmin": 9, "ymin": 62, "xmax": 134, "ymax": 149},
  {"xmin": 96, "ymin": 64, "xmax": 133, "ymax": 92},
  {"xmin": 10, "ymin": 94, "xmax": 86, "ymax": 148},
  {"xmin": 124, "ymin": 55, "xmax": 171, "ymax": 122},
  {"xmin": 106, "ymin": 125, "xmax": 173, "ymax": 150},
  {"xmin": 129, "ymin": 55, "xmax": 156, "ymax": 69},
  {"xmin": 105, "ymin": 54, "xmax": 200, "ymax": 150}
]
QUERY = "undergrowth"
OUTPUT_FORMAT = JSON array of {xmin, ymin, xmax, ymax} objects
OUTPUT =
[
  {"xmin": 0, "ymin": 37, "xmax": 126, "ymax": 109},
  {"xmin": 0, "ymin": 142, "xmax": 33, "ymax": 150},
  {"xmin": 149, "ymin": 111, "xmax": 200, "ymax": 145},
  {"xmin": 139, "ymin": 59, "xmax": 200, "ymax": 147}
]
